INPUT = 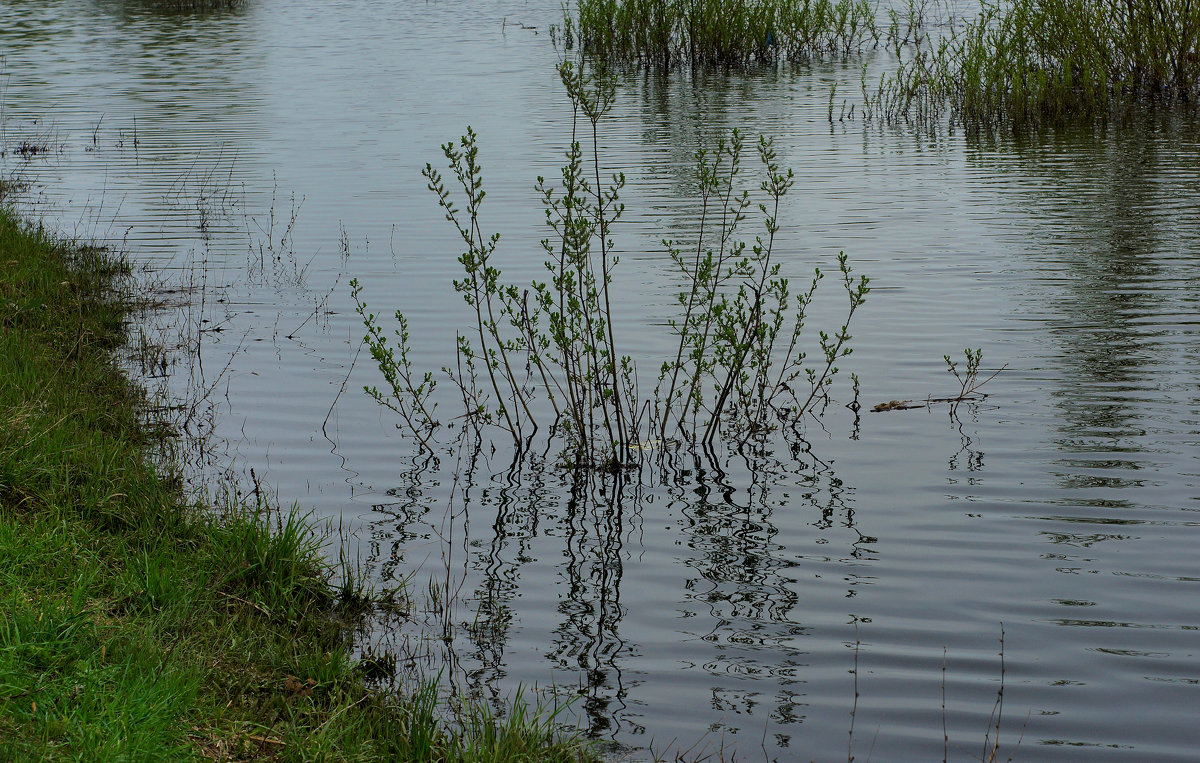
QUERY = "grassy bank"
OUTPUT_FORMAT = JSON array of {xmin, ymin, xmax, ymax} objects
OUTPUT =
[{"xmin": 0, "ymin": 205, "xmax": 592, "ymax": 761}]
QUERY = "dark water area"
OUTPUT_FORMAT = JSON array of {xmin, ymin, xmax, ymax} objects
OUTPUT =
[{"xmin": 3, "ymin": 1, "xmax": 1200, "ymax": 759}]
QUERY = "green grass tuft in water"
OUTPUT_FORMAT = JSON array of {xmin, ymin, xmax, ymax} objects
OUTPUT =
[
  {"xmin": 563, "ymin": 0, "xmax": 879, "ymax": 67},
  {"xmin": 870, "ymin": 0, "xmax": 1200, "ymax": 128}
]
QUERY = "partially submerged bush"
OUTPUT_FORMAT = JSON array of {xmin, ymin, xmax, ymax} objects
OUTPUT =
[
  {"xmin": 872, "ymin": 0, "xmax": 1200, "ymax": 128},
  {"xmin": 354, "ymin": 63, "xmax": 868, "ymax": 469},
  {"xmin": 564, "ymin": 0, "xmax": 878, "ymax": 67}
]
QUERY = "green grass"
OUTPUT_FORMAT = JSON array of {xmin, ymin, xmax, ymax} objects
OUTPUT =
[
  {"xmin": 134, "ymin": 0, "xmax": 248, "ymax": 12},
  {"xmin": 871, "ymin": 0, "xmax": 1200, "ymax": 128},
  {"xmin": 0, "ymin": 206, "xmax": 594, "ymax": 761},
  {"xmin": 564, "ymin": 0, "xmax": 878, "ymax": 67}
]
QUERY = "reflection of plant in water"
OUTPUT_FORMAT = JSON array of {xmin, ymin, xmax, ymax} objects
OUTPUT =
[
  {"xmin": 354, "ymin": 419, "xmax": 873, "ymax": 746},
  {"xmin": 353, "ymin": 61, "xmax": 869, "ymax": 469},
  {"xmin": 948, "ymin": 420, "xmax": 986, "ymax": 473},
  {"xmin": 246, "ymin": 180, "xmax": 311, "ymax": 290},
  {"xmin": 846, "ymin": 625, "xmax": 1024, "ymax": 763}
]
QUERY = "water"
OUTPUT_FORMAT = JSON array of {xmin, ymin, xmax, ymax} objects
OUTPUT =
[{"xmin": 4, "ymin": 1, "xmax": 1200, "ymax": 759}]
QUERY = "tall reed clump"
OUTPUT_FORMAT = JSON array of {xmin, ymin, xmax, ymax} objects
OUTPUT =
[
  {"xmin": 564, "ymin": 0, "xmax": 878, "ymax": 67},
  {"xmin": 871, "ymin": 0, "xmax": 1200, "ymax": 128},
  {"xmin": 136, "ymin": 0, "xmax": 247, "ymax": 11},
  {"xmin": 353, "ymin": 62, "xmax": 869, "ymax": 469}
]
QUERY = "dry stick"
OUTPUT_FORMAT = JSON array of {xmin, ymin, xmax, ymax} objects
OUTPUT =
[
  {"xmin": 1008, "ymin": 707, "xmax": 1031, "ymax": 763},
  {"xmin": 875, "ymin": 362, "xmax": 1007, "ymax": 414},
  {"xmin": 321, "ymin": 338, "xmax": 362, "ymax": 438},
  {"xmin": 286, "ymin": 275, "xmax": 340, "ymax": 339},
  {"xmin": 995, "ymin": 625, "xmax": 1007, "ymax": 761},
  {"xmin": 185, "ymin": 327, "xmax": 248, "ymax": 436},
  {"xmin": 969, "ymin": 363, "xmax": 1008, "ymax": 395},
  {"xmin": 244, "ymin": 733, "xmax": 286, "ymax": 747}
]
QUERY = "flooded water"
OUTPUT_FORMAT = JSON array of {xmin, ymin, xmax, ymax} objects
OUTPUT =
[{"xmin": 4, "ymin": 0, "xmax": 1200, "ymax": 759}]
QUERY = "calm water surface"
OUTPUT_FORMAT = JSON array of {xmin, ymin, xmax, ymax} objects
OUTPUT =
[{"xmin": 3, "ymin": 1, "xmax": 1200, "ymax": 759}]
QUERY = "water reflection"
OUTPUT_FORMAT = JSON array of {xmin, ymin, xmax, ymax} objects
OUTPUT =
[
  {"xmin": 959, "ymin": 117, "xmax": 1200, "ymax": 757},
  {"xmin": 967, "ymin": 118, "xmax": 1200, "ymax": 498},
  {"xmin": 96, "ymin": 0, "xmax": 251, "ymax": 20},
  {"xmin": 358, "ymin": 430, "xmax": 867, "ymax": 743}
]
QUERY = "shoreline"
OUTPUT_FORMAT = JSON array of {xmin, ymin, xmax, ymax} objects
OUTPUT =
[{"xmin": 0, "ymin": 203, "xmax": 592, "ymax": 761}]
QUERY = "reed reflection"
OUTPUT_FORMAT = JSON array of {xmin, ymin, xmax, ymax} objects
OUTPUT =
[
  {"xmin": 968, "ymin": 120, "xmax": 1200, "ymax": 493},
  {"xmin": 361, "ymin": 427, "xmax": 869, "ymax": 741}
]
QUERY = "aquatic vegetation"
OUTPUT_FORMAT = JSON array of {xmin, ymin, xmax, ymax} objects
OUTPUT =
[
  {"xmin": 135, "ymin": 0, "xmax": 247, "ymax": 11},
  {"xmin": 868, "ymin": 347, "xmax": 1003, "ymax": 415},
  {"xmin": 353, "ymin": 62, "xmax": 869, "ymax": 468},
  {"xmin": 562, "ymin": 0, "xmax": 879, "ymax": 67},
  {"xmin": 944, "ymin": 346, "xmax": 985, "ymax": 414},
  {"xmin": 870, "ymin": 0, "xmax": 1200, "ymax": 128}
]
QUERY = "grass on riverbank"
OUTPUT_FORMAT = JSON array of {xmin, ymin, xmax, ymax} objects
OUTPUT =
[
  {"xmin": 871, "ymin": 0, "xmax": 1200, "ymax": 128},
  {"xmin": 0, "ymin": 205, "xmax": 592, "ymax": 761}
]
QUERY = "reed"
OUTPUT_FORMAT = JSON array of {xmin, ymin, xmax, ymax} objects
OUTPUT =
[
  {"xmin": 871, "ymin": 0, "xmax": 1200, "ymax": 128},
  {"xmin": 564, "ymin": 0, "xmax": 879, "ymax": 67},
  {"xmin": 136, "ymin": 0, "xmax": 247, "ymax": 11}
]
